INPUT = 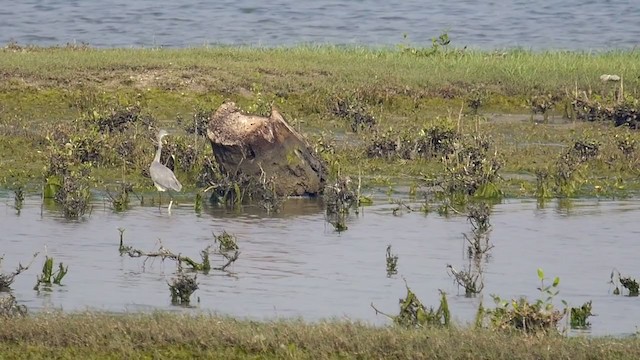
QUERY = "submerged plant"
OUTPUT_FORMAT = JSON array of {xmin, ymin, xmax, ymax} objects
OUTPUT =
[{"xmin": 324, "ymin": 176, "xmax": 357, "ymax": 232}]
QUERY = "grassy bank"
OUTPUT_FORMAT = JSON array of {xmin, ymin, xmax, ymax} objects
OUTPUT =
[
  {"xmin": 1, "ymin": 45, "xmax": 639, "ymax": 200},
  {"xmin": 0, "ymin": 312, "xmax": 638, "ymax": 359}
]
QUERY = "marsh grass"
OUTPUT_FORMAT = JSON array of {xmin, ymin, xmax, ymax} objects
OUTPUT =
[
  {"xmin": 1, "ymin": 47, "xmax": 640, "ymax": 199},
  {"xmin": 2, "ymin": 312, "xmax": 640, "ymax": 359}
]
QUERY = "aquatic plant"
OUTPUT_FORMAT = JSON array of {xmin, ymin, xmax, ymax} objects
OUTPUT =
[
  {"xmin": 464, "ymin": 202, "xmax": 494, "ymax": 258},
  {"xmin": 34, "ymin": 256, "xmax": 68, "ymax": 290},
  {"xmin": 169, "ymin": 270, "xmax": 198, "ymax": 306},
  {"xmin": 324, "ymin": 176, "xmax": 357, "ymax": 232},
  {"xmin": 447, "ymin": 264, "xmax": 484, "ymax": 297},
  {"xmin": 488, "ymin": 269, "xmax": 566, "ymax": 334},
  {"xmin": 372, "ymin": 281, "xmax": 450, "ymax": 328},
  {"xmin": 528, "ymin": 94, "xmax": 559, "ymax": 122},
  {"xmin": 609, "ymin": 269, "xmax": 639, "ymax": 296},
  {"xmin": 106, "ymin": 182, "xmax": 132, "ymax": 212},
  {"xmin": 570, "ymin": 301, "xmax": 594, "ymax": 329},
  {"xmin": 214, "ymin": 230, "xmax": 239, "ymax": 252},
  {"xmin": 385, "ymin": 245, "xmax": 398, "ymax": 277}
]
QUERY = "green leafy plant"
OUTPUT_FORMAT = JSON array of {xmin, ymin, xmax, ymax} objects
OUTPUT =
[
  {"xmin": 34, "ymin": 256, "xmax": 68, "ymax": 290},
  {"xmin": 372, "ymin": 281, "xmax": 450, "ymax": 328},
  {"xmin": 488, "ymin": 269, "xmax": 566, "ymax": 334},
  {"xmin": 570, "ymin": 301, "xmax": 594, "ymax": 329}
]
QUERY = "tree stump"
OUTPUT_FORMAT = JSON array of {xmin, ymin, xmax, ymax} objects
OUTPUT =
[{"xmin": 206, "ymin": 102, "xmax": 327, "ymax": 197}]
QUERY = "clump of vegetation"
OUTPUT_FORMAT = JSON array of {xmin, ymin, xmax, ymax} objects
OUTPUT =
[
  {"xmin": 214, "ymin": 231, "xmax": 239, "ymax": 252},
  {"xmin": 447, "ymin": 264, "xmax": 484, "ymax": 297},
  {"xmin": 0, "ymin": 294, "xmax": 27, "ymax": 318},
  {"xmin": 466, "ymin": 88, "xmax": 488, "ymax": 115},
  {"xmin": 570, "ymin": 301, "xmax": 594, "ymax": 329},
  {"xmin": 332, "ymin": 95, "xmax": 377, "ymax": 132},
  {"xmin": 34, "ymin": 256, "xmax": 68, "ymax": 290},
  {"xmin": 385, "ymin": 245, "xmax": 398, "ymax": 277},
  {"xmin": 440, "ymin": 135, "xmax": 503, "ymax": 198},
  {"xmin": 488, "ymin": 269, "xmax": 566, "ymax": 334},
  {"xmin": 464, "ymin": 202, "xmax": 494, "ymax": 257},
  {"xmin": 609, "ymin": 269, "xmax": 639, "ymax": 296},
  {"xmin": 372, "ymin": 281, "xmax": 450, "ymax": 328},
  {"xmin": 182, "ymin": 106, "xmax": 210, "ymax": 136},
  {"xmin": 400, "ymin": 31, "xmax": 453, "ymax": 57},
  {"xmin": 324, "ymin": 176, "xmax": 357, "ymax": 231},
  {"xmin": 366, "ymin": 124, "xmax": 459, "ymax": 160},
  {"xmin": 573, "ymin": 94, "xmax": 640, "ymax": 128},
  {"xmin": 528, "ymin": 94, "xmax": 559, "ymax": 122},
  {"xmin": 13, "ymin": 185, "xmax": 24, "ymax": 212},
  {"xmin": 0, "ymin": 253, "xmax": 38, "ymax": 291},
  {"xmin": 169, "ymin": 269, "xmax": 199, "ymax": 306},
  {"xmin": 107, "ymin": 182, "xmax": 133, "ymax": 211},
  {"xmin": 54, "ymin": 172, "xmax": 92, "ymax": 219}
]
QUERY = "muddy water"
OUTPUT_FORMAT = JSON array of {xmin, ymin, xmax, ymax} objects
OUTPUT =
[{"xmin": 1, "ymin": 191, "xmax": 639, "ymax": 336}]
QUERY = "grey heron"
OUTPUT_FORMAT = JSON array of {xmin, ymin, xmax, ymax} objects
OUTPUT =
[{"xmin": 150, "ymin": 129, "xmax": 182, "ymax": 213}]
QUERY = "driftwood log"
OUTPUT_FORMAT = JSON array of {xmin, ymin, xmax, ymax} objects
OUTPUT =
[{"xmin": 207, "ymin": 102, "xmax": 326, "ymax": 196}]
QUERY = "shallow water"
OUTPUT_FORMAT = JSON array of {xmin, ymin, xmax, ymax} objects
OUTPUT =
[
  {"xmin": 2, "ymin": 0, "xmax": 639, "ymax": 50},
  {"xmin": 1, "ymin": 190, "xmax": 639, "ymax": 336}
]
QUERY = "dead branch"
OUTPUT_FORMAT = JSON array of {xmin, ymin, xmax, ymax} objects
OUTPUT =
[{"xmin": 0, "ymin": 253, "xmax": 39, "ymax": 290}]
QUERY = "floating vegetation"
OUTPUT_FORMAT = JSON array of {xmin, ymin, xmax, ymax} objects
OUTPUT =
[
  {"xmin": 0, "ymin": 253, "xmax": 38, "ymax": 291},
  {"xmin": 372, "ymin": 281, "xmax": 450, "ymax": 328},
  {"xmin": 34, "ymin": 256, "xmax": 68, "ymax": 290},
  {"xmin": 385, "ymin": 245, "xmax": 398, "ymax": 277},
  {"xmin": 570, "ymin": 301, "xmax": 594, "ymax": 329},
  {"xmin": 488, "ymin": 269, "xmax": 566, "ymax": 334},
  {"xmin": 0, "ymin": 294, "xmax": 27, "ymax": 318}
]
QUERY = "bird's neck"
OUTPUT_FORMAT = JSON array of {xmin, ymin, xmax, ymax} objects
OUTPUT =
[{"xmin": 154, "ymin": 142, "xmax": 162, "ymax": 163}]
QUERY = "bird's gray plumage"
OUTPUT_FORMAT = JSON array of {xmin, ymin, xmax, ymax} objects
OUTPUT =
[{"xmin": 150, "ymin": 129, "xmax": 182, "ymax": 212}]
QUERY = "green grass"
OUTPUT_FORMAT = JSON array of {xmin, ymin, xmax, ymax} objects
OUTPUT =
[
  {"xmin": 0, "ymin": 312, "xmax": 639, "ymax": 359},
  {"xmin": 1, "ymin": 45, "xmax": 639, "ymax": 196}
]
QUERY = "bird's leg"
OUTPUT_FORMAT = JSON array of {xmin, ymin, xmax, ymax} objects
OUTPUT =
[
  {"xmin": 158, "ymin": 192, "xmax": 162, "ymax": 208},
  {"xmin": 168, "ymin": 199, "xmax": 173, "ymax": 214}
]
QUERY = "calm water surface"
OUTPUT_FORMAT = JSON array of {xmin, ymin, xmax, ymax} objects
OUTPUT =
[
  {"xmin": 1, "ymin": 0, "xmax": 639, "ymax": 49},
  {"xmin": 1, "ymin": 191, "xmax": 639, "ymax": 336}
]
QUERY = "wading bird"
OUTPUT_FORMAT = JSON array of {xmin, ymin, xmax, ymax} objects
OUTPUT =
[{"xmin": 150, "ymin": 129, "xmax": 182, "ymax": 213}]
